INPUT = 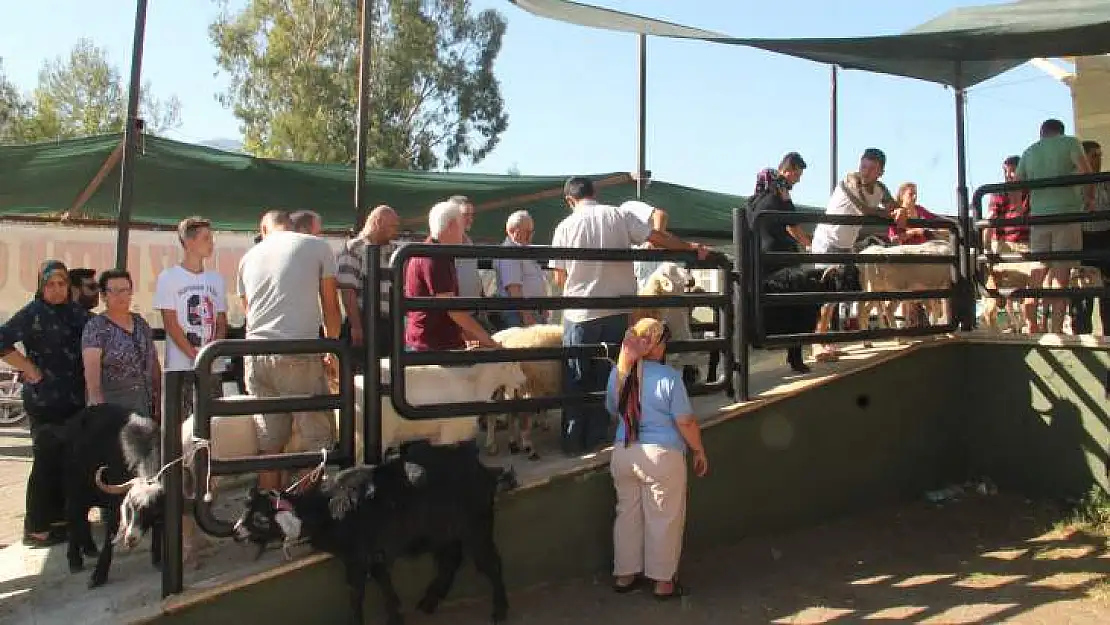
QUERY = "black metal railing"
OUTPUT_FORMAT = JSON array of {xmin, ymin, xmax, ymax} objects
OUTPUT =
[
  {"xmin": 159, "ymin": 337, "xmax": 357, "ymax": 597},
  {"xmin": 973, "ymin": 171, "xmax": 1110, "ymax": 302},
  {"xmin": 356, "ymin": 243, "xmax": 734, "ymax": 463},
  {"xmin": 733, "ymin": 208, "xmax": 963, "ymax": 400}
]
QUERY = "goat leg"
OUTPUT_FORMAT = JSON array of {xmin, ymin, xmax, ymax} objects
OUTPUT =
[
  {"xmin": 89, "ymin": 506, "xmax": 119, "ymax": 588},
  {"xmin": 344, "ymin": 558, "xmax": 370, "ymax": 625},
  {"xmin": 417, "ymin": 542, "xmax": 464, "ymax": 615},
  {"xmin": 368, "ymin": 560, "xmax": 404, "ymax": 625},
  {"xmin": 150, "ymin": 522, "xmax": 163, "ymax": 570},
  {"xmin": 469, "ymin": 535, "xmax": 509, "ymax": 624}
]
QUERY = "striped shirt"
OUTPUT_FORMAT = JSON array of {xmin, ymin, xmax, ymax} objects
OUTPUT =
[{"xmin": 335, "ymin": 238, "xmax": 398, "ymax": 314}]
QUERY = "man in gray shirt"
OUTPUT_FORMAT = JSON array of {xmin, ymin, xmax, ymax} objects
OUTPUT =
[{"xmin": 237, "ymin": 209, "xmax": 342, "ymax": 491}]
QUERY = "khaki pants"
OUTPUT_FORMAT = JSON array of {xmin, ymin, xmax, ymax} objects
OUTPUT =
[
  {"xmin": 610, "ymin": 443, "xmax": 688, "ymax": 582},
  {"xmin": 245, "ymin": 354, "xmax": 335, "ymax": 454}
]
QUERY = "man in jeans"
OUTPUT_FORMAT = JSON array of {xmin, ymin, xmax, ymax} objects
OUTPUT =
[
  {"xmin": 550, "ymin": 176, "xmax": 708, "ymax": 455},
  {"xmin": 237, "ymin": 209, "xmax": 342, "ymax": 490}
]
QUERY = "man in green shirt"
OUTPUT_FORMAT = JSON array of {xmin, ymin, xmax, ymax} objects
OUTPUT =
[{"xmin": 1016, "ymin": 118, "xmax": 1093, "ymax": 333}]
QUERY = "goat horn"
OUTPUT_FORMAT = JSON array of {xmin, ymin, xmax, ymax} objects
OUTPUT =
[{"xmin": 95, "ymin": 466, "xmax": 136, "ymax": 495}]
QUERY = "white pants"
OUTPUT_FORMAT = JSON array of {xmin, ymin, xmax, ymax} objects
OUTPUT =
[{"xmin": 610, "ymin": 443, "xmax": 688, "ymax": 581}]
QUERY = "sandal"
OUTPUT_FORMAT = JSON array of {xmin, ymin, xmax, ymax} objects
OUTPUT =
[
  {"xmin": 22, "ymin": 533, "xmax": 64, "ymax": 548},
  {"xmin": 613, "ymin": 575, "xmax": 643, "ymax": 594},
  {"xmin": 653, "ymin": 579, "xmax": 688, "ymax": 601}
]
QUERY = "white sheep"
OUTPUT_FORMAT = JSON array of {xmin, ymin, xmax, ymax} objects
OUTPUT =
[
  {"xmin": 486, "ymin": 324, "xmax": 564, "ymax": 459},
  {"xmin": 857, "ymin": 240, "xmax": 954, "ymax": 335},
  {"xmin": 634, "ymin": 261, "xmax": 702, "ymax": 379},
  {"xmin": 351, "ymin": 359, "xmax": 528, "ymax": 460}
]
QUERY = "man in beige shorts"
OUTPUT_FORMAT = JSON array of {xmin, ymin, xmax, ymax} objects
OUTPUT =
[{"xmin": 238, "ymin": 209, "xmax": 342, "ymax": 490}]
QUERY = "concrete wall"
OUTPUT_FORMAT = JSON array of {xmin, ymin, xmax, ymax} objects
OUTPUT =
[
  {"xmin": 1074, "ymin": 56, "xmax": 1110, "ymax": 150},
  {"xmin": 148, "ymin": 341, "xmax": 1110, "ymax": 625}
]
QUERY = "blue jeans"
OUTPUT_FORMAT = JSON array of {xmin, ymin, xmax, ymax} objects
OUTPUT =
[{"xmin": 562, "ymin": 314, "xmax": 628, "ymax": 453}]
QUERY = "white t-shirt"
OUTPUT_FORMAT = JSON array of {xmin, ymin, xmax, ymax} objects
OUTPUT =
[
  {"xmin": 811, "ymin": 176, "xmax": 892, "ymax": 252},
  {"xmin": 455, "ymin": 234, "xmax": 483, "ymax": 298},
  {"xmin": 550, "ymin": 200, "xmax": 653, "ymax": 323},
  {"xmin": 154, "ymin": 265, "xmax": 228, "ymax": 371}
]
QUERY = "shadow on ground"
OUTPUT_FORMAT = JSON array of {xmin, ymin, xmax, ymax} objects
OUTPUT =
[{"xmin": 430, "ymin": 494, "xmax": 1110, "ymax": 625}]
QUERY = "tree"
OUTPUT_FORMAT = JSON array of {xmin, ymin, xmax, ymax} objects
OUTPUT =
[
  {"xmin": 0, "ymin": 59, "xmax": 29, "ymax": 142},
  {"xmin": 210, "ymin": 0, "xmax": 509, "ymax": 170},
  {"xmin": 15, "ymin": 39, "xmax": 181, "ymax": 142},
  {"xmin": 505, "ymin": 162, "xmax": 521, "ymax": 176}
]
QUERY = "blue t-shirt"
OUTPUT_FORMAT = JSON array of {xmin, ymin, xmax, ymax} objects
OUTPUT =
[{"xmin": 606, "ymin": 361, "xmax": 693, "ymax": 451}]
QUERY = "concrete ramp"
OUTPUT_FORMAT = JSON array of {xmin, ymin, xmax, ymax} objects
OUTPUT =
[{"xmin": 3, "ymin": 336, "xmax": 1106, "ymax": 625}]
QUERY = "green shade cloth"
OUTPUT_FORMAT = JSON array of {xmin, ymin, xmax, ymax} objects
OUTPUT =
[
  {"xmin": 509, "ymin": 0, "xmax": 1110, "ymax": 88},
  {"xmin": 0, "ymin": 134, "xmax": 808, "ymax": 243}
]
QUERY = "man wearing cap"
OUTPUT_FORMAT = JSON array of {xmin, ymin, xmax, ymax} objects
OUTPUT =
[
  {"xmin": 624, "ymin": 200, "xmax": 670, "ymax": 290},
  {"xmin": 810, "ymin": 148, "xmax": 905, "ymax": 361}
]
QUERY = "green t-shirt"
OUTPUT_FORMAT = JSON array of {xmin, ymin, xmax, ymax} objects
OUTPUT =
[{"xmin": 1017, "ymin": 135, "xmax": 1085, "ymax": 215}]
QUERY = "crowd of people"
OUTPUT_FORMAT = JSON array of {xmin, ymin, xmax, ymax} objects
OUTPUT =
[
  {"xmin": 0, "ymin": 186, "xmax": 716, "ymax": 600},
  {"xmin": 750, "ymin": 117, "xmax": 1110, "ymax": 370}
]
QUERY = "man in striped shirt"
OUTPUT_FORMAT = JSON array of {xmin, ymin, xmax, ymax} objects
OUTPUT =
[{"xmin": 336, "ymin": 205, "xmax": 400, "ymax": 367}]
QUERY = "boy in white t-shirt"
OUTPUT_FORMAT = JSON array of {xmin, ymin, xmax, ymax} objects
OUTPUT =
[{"xmin": 154, "ymin": 217, "xmax": 229, "ymax": 414}]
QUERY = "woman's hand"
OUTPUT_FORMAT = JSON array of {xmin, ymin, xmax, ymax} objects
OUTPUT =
[{"xmin": 691, "ymin": 448, "xmax": 709, "ymax": 477}]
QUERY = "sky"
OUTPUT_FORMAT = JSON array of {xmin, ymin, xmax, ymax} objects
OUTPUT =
[{"xmin": 0, "ymin": 0, "xmax": 1076, "ymax": 214}]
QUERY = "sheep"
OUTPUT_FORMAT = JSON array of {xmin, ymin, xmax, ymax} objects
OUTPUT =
[
  {"xmin": 351, "ymin": 360, "xmax": 529, "ymax": 462},
  {"xmin": 856, "ymin": 240, "xmax": 955, "ymax": 336},
  {"xmin": 485, "ymin": 324, "xmax": 564, "ymax": 459},
  {"xmin": 633, "ymin": 261, "xmax": 701, "ymax": 383}
]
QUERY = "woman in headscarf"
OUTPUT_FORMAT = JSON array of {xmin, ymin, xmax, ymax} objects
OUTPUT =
[
  {"xmin": 82, "ymin": 269, "xmax": 161, "ymax": 420},
  {"xmin": 606, "ymin": 317, "xmax": 709, "ymax": 600},
  {"xmin": 0, "ymin": 260, "xmax": 91, "ymax": 547}
]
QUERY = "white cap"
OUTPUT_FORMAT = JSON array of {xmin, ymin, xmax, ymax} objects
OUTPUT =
[{"xmin": 619, "ymin": 200, "xmax": 657, "ymax": 225}]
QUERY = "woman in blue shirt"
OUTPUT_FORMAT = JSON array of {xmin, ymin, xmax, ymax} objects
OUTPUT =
[{"xmin": 605, "ymin": 317, "xmax": 708, "ymax": 600}]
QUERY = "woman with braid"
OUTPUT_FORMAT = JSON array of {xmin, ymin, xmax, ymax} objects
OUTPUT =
[{"xmin": 605, "ymin": 317, "xmax": 708, "ymax": 600}]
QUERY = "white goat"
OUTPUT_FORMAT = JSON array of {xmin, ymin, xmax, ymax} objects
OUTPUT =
[{"xmin": 634, "ymin": 262, "xmax": 701, "ymax": 378}]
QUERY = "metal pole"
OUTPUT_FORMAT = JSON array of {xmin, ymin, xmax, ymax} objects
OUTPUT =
[
  {"xmin": 733, "ymin": 207, "xmax": 750, "ymax": 401},
  {"xmin": 363, "ymin": 246, "xmax": 383, "ymax": 465},
  {"xmin": 160, "ymin": 370, "xmax": 185, "ymax": 598},
  {"xmin": 354, "ymin": 0, "xmax": 373, "ymax": 232},
  {"xmin": 830, "ymin": 65, "xmax": 839, "ymax": 192},
  {"xmin": 954, "ymin": 66, "xmax": 973, "ymax": 331},
  {"xmin": 636, "ymin": 33, "xmax": 647, "ymax": 198},
  {"xmin": 114, "ymin": 0, "xmax": 149, "ymax": 270}
]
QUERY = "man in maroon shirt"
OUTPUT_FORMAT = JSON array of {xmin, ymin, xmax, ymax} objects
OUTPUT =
[{"xmin": 404, "ymin": 200, "xmax": 499, "ymax": 351}]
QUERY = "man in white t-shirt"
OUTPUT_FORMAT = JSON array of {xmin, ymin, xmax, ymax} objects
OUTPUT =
[
  {"xmin": 153, "ymin": 217, "xmax": 229, "ymax": 415},
  {"xmin": 810, "ymin": 148, "xmax": 904, "ymax": 361},
  {"xmin": 549, "ymin": 177, "xmax": 708, "ymax": 455}
]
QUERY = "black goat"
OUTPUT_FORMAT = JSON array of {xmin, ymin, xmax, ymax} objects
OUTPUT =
[
  {"xmin": 232, "ymin": 442, "xmax": 518, "ymax": 625},
  {"xmin": 759, "ymin": 264, "xmax": 861, "ymax": 373},
  {"xmin": 65, "ymin": 403, "xmax": 166, "ymax": 588}
]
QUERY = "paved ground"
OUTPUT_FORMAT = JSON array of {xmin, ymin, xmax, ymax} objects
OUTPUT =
[
  {"xmin": 0, "ymin": 423, "xmax": 30, "ymax": 548},
  {"xmin": 431, "ymin": 495, "xmax": 1110, "ymax": 625}
]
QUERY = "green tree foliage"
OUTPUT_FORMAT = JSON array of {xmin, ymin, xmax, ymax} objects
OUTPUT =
[
  {"xmin": 9, "ymin": 39, "xmax": 181, "ymax": 143},
  {"xmin": 0, "ymin": 59, "xmax": 27, "ymax": 142},
  {"xmin": 26, "ymin": 39, "xmax": 182, "ymax": 140},
  {"xmin": 210, "ymin": 0, "xmax": 509, "ymax": 170}
]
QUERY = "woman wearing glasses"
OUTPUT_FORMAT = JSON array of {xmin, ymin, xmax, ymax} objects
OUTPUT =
[
  {"xmin": 82, "ymin": 269, "xmax": 162, "ymax": 420},
  {"xmin": 606, "ymin": 317, "xmax": 709, "ymax": 600}
]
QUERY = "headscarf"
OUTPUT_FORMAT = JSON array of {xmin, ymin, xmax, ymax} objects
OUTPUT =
[
  {"xmin": 613, "ymin": 317, "xmax": 670, "ymax": 447},
  {"xmin": 35, "ymin": 259, "xmax": 70, "ymax": 302},
  {"xmin": 754, "ymin": 168, "xmax": 792, "ymax": 197}
]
